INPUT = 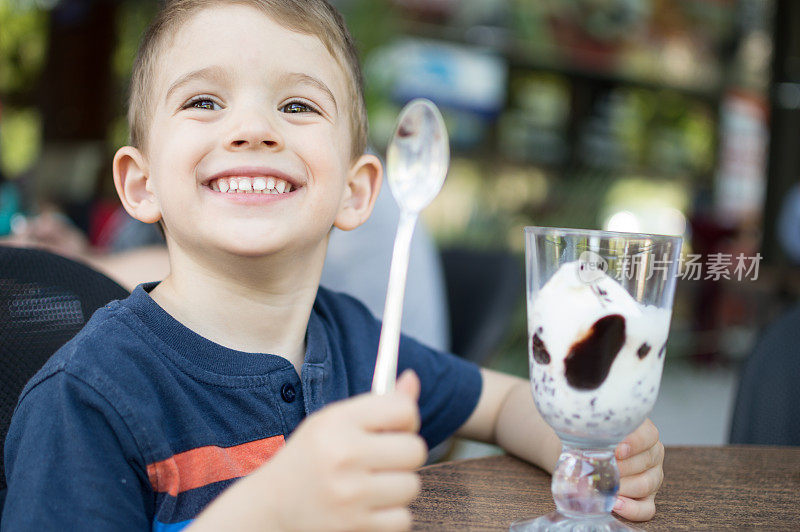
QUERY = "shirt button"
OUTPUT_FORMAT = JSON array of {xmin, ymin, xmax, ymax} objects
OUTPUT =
[{"xmin": 281, "ymin": 383, "xmax": 296, "ymax": 403}]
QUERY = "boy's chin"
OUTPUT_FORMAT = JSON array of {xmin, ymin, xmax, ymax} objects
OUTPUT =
[
  {"xmin": 167, "ymin": 225, "xmax": 329, "ymax": 263},
  {"xmin": 216, "ymin": 240, "xmax": 293, "ymax": 259},
  {"xmin": 205, "ymin": 234, "xmax": 322, "ymax": 261}
]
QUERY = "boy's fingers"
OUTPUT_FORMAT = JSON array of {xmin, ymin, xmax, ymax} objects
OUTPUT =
[
  {"xmin": 618, "ymin": 441, "xmax": 664, "ymax": 477},
  {"xmin": 360, "ymin": 508, "xmax": 413, "ymax": 532},
  {"xmin": 395, "ymin": 369, "xmax": 421, "ymax": 402},
  {"xmin": 360, "ymin": 471, "xmax": 421, "ymax": 508},
  {"xmin": 618, "ymin": 466, "xmax": 664, "ymax": 499},
  {"xmin": 350, "ymin": 393, "xmax": 420, "ymax": 433},
  {"xmin": 616, "ymin": 418, "xmax": 659, "ymax": 460},
  {"xmin": 613, "ymin": 494, "xmax": 656, "ymax": 522},
  {"xmin": 360, "ymin": 433, "xmax": 428, "ymax": 470}
]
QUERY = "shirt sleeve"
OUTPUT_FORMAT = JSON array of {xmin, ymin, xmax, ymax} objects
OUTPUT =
[
  {"xmin": 2, "ymin": 371, "xmax": 153, "ymax": 531},
  {"xmin": 397, "ymin": 334, "xmax": 483, "ymax": 449}
]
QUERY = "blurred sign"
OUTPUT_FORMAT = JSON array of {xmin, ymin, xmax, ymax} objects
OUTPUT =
[
  {"xmin": 714, "ymin": 90, "xmax": 769, "ymax": 223},
  {"xmin": 374, "ymin": 38, "xmax": 507, "ymax": 117}
]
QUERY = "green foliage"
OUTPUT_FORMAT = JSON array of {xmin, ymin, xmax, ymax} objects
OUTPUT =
[
  {"xmin": 336, "ymin": 0, "xmax": 399, "ymax": 58},
  {"xmin": 0, "ymin": 1, "xmax": 48, "ymax": 96},
  {"xmin": 113, "ymin": 0, "xmax": 158, "ymax": 82},
  {"xmin": 336, "ymin": 0, "xmax": 401, "ymax": 144},
  {"xmin": 0, "ymin": 106, "xmax": 41, "ymax": 177},
  {"xmin": 109, "ymin": 0, "xmax": 158, "ymax": 145}
]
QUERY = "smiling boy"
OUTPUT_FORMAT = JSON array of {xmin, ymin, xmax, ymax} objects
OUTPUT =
[{"xmin": 2, "ymin": 1, "xmax": 664, "ymax": 531}]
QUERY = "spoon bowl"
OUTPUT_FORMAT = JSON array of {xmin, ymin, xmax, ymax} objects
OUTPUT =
[{"xmin": 386, "ymin": 99, "xmax": 450, "ymax": 213}]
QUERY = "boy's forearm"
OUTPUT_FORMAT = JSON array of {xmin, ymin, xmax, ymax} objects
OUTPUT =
[
  {"xmin": 494, "ymin": 381, "xmax": 562, "ymax": 474},
  {"xmin": 457, "ymin": 370, "xmax": 562, "ymax": 473}
]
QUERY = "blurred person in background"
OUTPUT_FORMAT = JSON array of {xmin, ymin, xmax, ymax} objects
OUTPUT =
[
  {"xmin": 2, "ymin": 203, "xmax": 170, "ymax": 291},
  {"xmin": 778, "ymin": 182, "xmax": 800, "ymax": 265},
  {"xmin": 322, "ymin": 182, "xmax": 450, "ymax": 351}
]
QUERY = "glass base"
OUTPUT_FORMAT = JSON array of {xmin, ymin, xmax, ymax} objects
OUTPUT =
[
  {"xmin": 510, "ymin": 511, "xmax": 642, "ymax": 531},
  {"xmin": 510, "ymin": 444, "xmax": 638, "ymax": 531}
]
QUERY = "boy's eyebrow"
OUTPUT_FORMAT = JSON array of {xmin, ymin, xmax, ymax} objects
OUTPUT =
[
  {"xmin": 165, "ymin": 66, "xmax": 231, "ymax": 103},
  {"xmin": 280, "ymin": 72, "xmax": 338, "ymax": 114}
]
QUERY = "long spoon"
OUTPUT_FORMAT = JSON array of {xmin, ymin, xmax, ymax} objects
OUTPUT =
[{"xmin": 372, "ymin": 99, "xmax": 450, "ymax": 395}]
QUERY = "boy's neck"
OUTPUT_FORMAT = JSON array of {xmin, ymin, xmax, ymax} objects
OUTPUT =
[{"xmin": 149, "ymin": 246, "xmax": 327, "ymax": 376}]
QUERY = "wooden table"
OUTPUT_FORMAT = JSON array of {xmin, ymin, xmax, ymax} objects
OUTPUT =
[{"xmin": 410, "ymin": 446, "xmax": 800, "ymax": 530}]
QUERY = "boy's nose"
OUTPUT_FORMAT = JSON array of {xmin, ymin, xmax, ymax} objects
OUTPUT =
[{"xmin": 226, "ymin": 112, "xmax": 283, "ymax": 150}]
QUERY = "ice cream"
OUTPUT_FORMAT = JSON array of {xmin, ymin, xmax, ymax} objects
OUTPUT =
[{"xmin": 528, "ymin": 261, "xmax": 671, "ymax": 444}]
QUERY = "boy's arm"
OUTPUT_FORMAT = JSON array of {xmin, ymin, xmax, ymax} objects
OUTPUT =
[
  {"xmin": 2, "ymin": 373, "xmax": 152, "ymax": 531},
  {"xmin": 456, "ymin": 368, "xmax": 664, "ymax": 522},
  {"xmin": 455, "ymin": 369, "xmax": 561, "ymax": 472}
]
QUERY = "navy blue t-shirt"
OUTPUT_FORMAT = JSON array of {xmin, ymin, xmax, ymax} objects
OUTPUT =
[{"xmin": 2, "ymin": 284, "xmax": 482, "ymax": 531}]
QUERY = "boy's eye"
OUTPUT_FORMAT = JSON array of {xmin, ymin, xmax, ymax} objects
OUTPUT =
[
  {"xmin": 184, "ymin": 98, "xmax": 221, "ymax": 111},
  {"xmin": 281, "ymin": 101, "xmax": 318, "ymax": 114}
]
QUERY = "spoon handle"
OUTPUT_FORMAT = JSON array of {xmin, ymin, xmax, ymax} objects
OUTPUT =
[{"xmin": 372, "ymin": 209, "xmax": 418, "ymax": 395}]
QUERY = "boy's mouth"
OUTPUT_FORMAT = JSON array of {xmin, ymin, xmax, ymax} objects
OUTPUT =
[
  {"xmin": 202, "ymin": 167, "xmax": 301, "ymax": 196},
  {"xmin": 206, "ymin": 176, "xmax": 293, "ymax": 195}
]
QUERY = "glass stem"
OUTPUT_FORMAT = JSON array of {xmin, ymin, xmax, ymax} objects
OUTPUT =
[{"xmin": 551, "ymin": 444, "xmax": 620, "ymax": 518}]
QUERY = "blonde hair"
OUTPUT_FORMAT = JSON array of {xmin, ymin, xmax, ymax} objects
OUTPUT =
[{"xmin": 128, "ymin": 0, "xmax": 367, "ymax": 160}]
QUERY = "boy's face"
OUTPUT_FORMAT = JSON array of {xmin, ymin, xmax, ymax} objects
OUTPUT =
[{"xmin": 128, "ymin": 5, "xmax": 366, "ymax": 259}]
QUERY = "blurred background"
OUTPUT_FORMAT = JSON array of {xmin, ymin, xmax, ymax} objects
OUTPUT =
[{"xmin": 1, "ymin": 0, "xmax": 798, "ymax": 450}]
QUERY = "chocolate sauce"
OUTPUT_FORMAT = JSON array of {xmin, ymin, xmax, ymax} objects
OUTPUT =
[
  {"xmin": 564, "ymin": 314, "xmax": 626, "ymax": 390},
  {"xmin": 531, "ymin": 333, "xmax": 551, "ymax": 364},
  {"xmin": 658, "ymin": 342, "xmax": 667, "ymax": 358},
  {"xmin": 637, "ymin": 343, "xmax": 651, "ymax": 359}
]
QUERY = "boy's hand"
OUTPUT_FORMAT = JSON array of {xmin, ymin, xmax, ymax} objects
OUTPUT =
[
  {"xmin": 258, "ymin": 369, "xmax": 427, "ymax": 532},
  {"xmin": 191, "ymin": 370, "xmax": 426, "ymax": 532},
  {"xmin": 613, "ymin": 418, "xmax": 664, "ymax": 521}
]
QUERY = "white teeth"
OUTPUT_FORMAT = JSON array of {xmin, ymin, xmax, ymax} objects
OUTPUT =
[{"xmin": 209, "ymin": 176, "xmax": 294, "ymax": 194}]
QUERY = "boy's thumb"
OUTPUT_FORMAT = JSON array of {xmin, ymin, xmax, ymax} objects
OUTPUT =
[{"xmin": 395, "ymin": 369, "xmax": 421, "ymax": 402}]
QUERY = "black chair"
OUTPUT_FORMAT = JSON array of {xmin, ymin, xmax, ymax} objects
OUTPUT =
[
  {"xmin": 729, "ymin": 302, "xmax": 800, "ymax": 446},
  {"xmin": 0, "ymin": 245, "xmax": 129, "ymax": 508},
  {"xmin": 440, "ymin": 247, "xmax": 523, "ymax": 366}
]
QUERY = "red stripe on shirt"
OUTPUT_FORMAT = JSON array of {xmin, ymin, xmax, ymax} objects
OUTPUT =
[{"xmin": 147, "ymin": 435, "xmax": 285, "ymax": 497}]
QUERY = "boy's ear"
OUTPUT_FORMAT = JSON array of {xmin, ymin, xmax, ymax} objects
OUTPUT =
[
  {"xmin": 333, "ymin": 153, "xmax": 383, "ymax": 231},
  {"xmin": 113, "ymin": 146, "xmax": 162, "ymax": 224}
]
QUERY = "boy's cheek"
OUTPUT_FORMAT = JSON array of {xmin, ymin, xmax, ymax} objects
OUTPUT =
[{"xmin": 299, "ymin": 144, "xmax": 350, "ymax": 178}]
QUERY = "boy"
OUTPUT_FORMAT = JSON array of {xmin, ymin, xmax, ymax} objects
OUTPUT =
[{"xmin": 1, "ymin": 1, "xmax": 664, "ymax": 530}]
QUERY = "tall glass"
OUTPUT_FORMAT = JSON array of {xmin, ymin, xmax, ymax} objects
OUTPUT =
[{"xmin": 511, "ymin": 227, "xmax": 682, "ymax": 531}]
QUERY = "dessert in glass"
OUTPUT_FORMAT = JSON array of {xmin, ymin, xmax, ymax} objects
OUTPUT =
[{"xmin": 511, "ymin": 227, "xmax": 682, "ymax": 531}]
